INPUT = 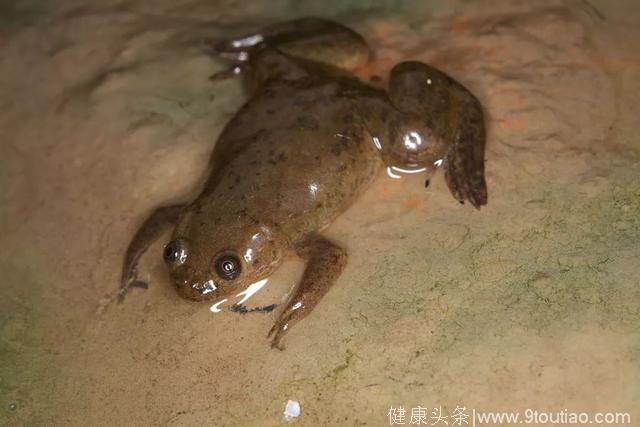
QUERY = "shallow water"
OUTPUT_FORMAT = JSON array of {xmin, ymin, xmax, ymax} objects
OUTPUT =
[{"xmin": 1, "ymin": 0, "xmax": 639, "ymax": 425}]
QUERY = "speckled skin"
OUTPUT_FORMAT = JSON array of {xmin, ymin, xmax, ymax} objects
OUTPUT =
[{"xmin": 120, "ymin": 18, "xmax": 487, "ymax": 349}]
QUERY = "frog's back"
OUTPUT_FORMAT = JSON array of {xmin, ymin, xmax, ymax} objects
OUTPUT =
[{"xmin": 204, "ymin": 76, "xmax": 382, "ymax": 237}]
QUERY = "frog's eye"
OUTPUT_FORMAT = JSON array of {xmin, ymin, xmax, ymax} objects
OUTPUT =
[
  {"xmin": 215, "ymin": 253, "xmax": 242, "ymax": 280},
  {"xmin": 163, "ymin": 240, "xmax": 187, "ymax": 265}
]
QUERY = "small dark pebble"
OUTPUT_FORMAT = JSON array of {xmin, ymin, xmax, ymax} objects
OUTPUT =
[{"xmin": 230, "ymin": 303, "xmax": 277, "ymax": 314}]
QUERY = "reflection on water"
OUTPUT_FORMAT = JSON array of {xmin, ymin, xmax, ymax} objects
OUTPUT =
[{"xmin": 209, "ymin": 278, "xmax": 270, "ymax": 313}]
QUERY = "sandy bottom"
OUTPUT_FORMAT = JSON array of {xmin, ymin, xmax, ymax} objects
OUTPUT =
[{"xmin": 1, "ymin": 0, "xmax": 639, "ymax": 425}]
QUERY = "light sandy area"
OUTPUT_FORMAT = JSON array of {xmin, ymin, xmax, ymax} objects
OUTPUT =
[{"xmin": 1, "ymin": 0, "xmax": 638, "ymax": 425}]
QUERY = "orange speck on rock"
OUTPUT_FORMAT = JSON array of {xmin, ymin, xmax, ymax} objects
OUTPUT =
[
  {"xmin": 376, "ymin": 177, "xmax": 403, "ymax": 200},
  {"xmin": 402, "ymin": 198, "xmax": 424, "ymax": 209},
  {"xmin": 372, "ymin": 21, "xmax": 399, "ymax": 38},
  {"xmin": 498, "ymin": 117, "xmax": 526, "ymax": 130},
  {"xmin": 450, "ymin": 17, "xmax": 467, "ymax": 33},
  {"xmin": 513, "ymin": 117, "xmax": 526, "ymax": 129},
  {"xmin": 354, "ymin": 57, "xmax": 396, "ymax": 77}
]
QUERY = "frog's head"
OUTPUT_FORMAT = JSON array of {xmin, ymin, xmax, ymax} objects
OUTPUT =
[{"xmin": 162, "ymin": 211, "xmax": 284, "ymax": 301}]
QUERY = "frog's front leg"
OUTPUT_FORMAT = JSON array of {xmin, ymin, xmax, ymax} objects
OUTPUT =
[
  {"xmin": 373, "ymin": 61, "xmax": 488, "ymax": 208},
  {"xmin": 119, "ymin": 204, "xmax": 185, "ymax": 302},
  {"xmin": 268, "ymin": 234, "xmax": 347, "ymax": 350}
]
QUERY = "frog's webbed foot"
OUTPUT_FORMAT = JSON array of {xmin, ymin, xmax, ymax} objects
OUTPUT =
[
  {"xmin": 386, "ymin": 61, "xmax": 488, "ymax": 208},
  {"xmin": 443, "ymin": 114, "xmax": 487, "ymax": 209},
  {"xmin": 202, "ymin": 37, "xmax": 255, "ymax": 63},
  {"xmin": 267, "ymin": 234, "xmax": 347, "ymax": 350},
  {"xmin": 119, "ymin": 204, "xmax": 185, "ymax": 303},
  {"xmin": 201, "ymin": 37, "xmax": 253, "ymax": 81}
]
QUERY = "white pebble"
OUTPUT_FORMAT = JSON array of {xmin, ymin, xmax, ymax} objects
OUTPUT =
[{"xmin": 283, "ymin": 399, "xmax": 301, "ymax": 421}]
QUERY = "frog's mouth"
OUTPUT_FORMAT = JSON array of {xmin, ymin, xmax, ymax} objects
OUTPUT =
[{"xmin": 176, "ymin": 278, "xmax": 219, "ymax": 301}]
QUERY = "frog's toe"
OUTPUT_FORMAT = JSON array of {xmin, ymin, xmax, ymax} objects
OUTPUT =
[
  {"xmin": 117, "ymin": 278, "xmax": 148, "ymax": 303},
  {"xmin": 444, "ymin": 159, "xmax": 487, "ymax": 209},
  {"xmin": 209, "ymin": 65, "xmax": 244, "ymax": 82},
  {"xmin": 201, "ymin": 38, "xmax": 250, "ymax": 61},
  {"xmin": 470, "ymin": 180, "xmax": 488, "ymax": 208},
  {"xmin": 267, "ymin": 314, "xmax": 293, "ymax": 351},
  {"xmin": 116, "ymin": 286, "xmax": 129, "ymax": 304},
  {"xmin": 267, "ymin": 325, "xmax": 285, "ymax": 350},
  {"xmin": 271, "ymin": 338, "xmax": 286, "ymax": 351}
]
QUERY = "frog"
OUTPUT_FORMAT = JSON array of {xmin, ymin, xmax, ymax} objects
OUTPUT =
[{"xmin": 119, "ymin": 18, "xmax": 487, "ymax": 349}]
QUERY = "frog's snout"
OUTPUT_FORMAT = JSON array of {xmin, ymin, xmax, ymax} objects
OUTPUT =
[
  {"xmin": 177, "ymin": 278, "xmax": 220, "ymax": 301},
  {"xmin": 171, "ymin": 265, "xmax": 219, "ymax": 301}
]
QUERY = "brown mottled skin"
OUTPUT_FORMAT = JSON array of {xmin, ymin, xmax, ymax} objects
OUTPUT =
[{"xmin": 120, "ymin": 18, "xmax": 487, "ymax": 349}]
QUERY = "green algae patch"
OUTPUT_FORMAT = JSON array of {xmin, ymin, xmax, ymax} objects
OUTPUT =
[{"xmin": 0, "ymin": 254, "xmax": 62, "ymax": 426}]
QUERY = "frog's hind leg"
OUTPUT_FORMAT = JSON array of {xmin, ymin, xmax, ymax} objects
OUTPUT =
[
  {"xmin": 388, "ymin": 61, "xmax": 488, "ymax": 208},
  {"xmin": 207, "ymin": 18, "xmax": 371, "ymax": 80}
]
